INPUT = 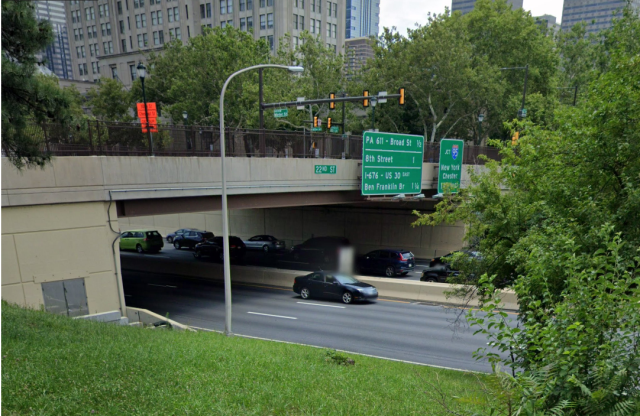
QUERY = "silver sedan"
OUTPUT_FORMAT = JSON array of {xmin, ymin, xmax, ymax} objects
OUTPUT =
[{"xmin": 243, "ymin": 235, "xmax": 286, "ymax": 253}]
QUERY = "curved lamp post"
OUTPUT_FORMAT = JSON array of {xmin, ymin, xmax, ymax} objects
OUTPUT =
[{"xmin": 220, "ymin": 64, "xmax": 304, "ymax": 336}]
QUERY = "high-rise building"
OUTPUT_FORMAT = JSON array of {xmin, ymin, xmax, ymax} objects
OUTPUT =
[
  {"xmin": 561, "ymin": 0, "xmax": 640, "ymax": 34},
  {"xmin": 65, "ymin": 0, "xmax": 346, "ymax": 87},
  {"xmin": 345, "ymin": 0, "xmax": 379, "ymax": 38},
  {"xmin": 535, "ymin": 14, "xmax": 560, "ymax": 34},
  {"xmin": 345, "ymin": 36, "xmax": 374, "ymax": 73},
  {"xmin": 35, "ymin": 1, "xmax": 73, "ymax": 79},
  {"xmin": 451, "ymin": 0, "xmax": 523, "ymax": 15}
]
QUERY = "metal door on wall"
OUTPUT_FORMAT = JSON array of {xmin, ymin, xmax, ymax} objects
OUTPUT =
[{"xmin": 41, "ymin": 278, "xmax": 89, "ymax": 317}]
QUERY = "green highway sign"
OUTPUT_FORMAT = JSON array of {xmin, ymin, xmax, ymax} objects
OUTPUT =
[
  {"xmin": 437, "ymin": 139, "xmax": 464, "ymax": 194},
  {"xmin": 311, "ymin": 127, "xmax": 322, "ymax": 132},
  {"xmin": 361, "ymin": 131, "xmax": 424, "ymax": 196},
  {"xmin": 330, "ymin": 126, "xmax": 339, "ymax": 133},
  {"xmin": 315, "ymin": 165, "xmax": 337, "ymax": 174},
  {"xmin": 274, "ymin": 109, "xmax": 288, "ymax": 118}
]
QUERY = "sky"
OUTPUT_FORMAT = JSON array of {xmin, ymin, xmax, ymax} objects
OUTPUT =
[{"xmin": 379, "ymin": 0, "xmax": 565, "ymax": 36}]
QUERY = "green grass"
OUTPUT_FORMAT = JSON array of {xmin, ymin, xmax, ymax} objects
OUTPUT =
[{"xmin": 2, "ymin": 302, "xmax": 487, "ymax": 415}]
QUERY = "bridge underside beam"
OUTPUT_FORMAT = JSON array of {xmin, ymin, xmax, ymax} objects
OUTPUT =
[{"xmin": 116, "ymin": 190, "xmax": 366, "ymax": 218}]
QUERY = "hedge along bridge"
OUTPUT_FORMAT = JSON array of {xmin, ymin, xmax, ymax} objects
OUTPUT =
[{"xmin": 26, "ymin": 121, "xmax": 501, "ymax": 164}]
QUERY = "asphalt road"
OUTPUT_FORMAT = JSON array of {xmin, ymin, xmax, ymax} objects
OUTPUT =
[
  {"xmin": 142, "ymin": 243, "xmax": 431, "ymax": 281},
  {"xmin": 122, "ymin": 266, "xmax": 514, "ymax": 372}
]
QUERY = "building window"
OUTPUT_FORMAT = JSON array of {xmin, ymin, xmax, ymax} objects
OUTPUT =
[
  {"xmin": 294, "ymin": 14, "xmax": 298, "ymax": 30},
  {"xmin": 267, "ymin": 0, "xmax": 273, "ymax": 5},
  {"xmin": 311, "ymin": 0, "xmax": 315, "ymax": 12},
  {"xmin": 153, "ymin": 31, "xmax": 160, "ymax": 44},
  {"xmin": 72, "ymin": 10, "xmax": 81, "ymax": 23},
  {"xmin": 137, "ymin": 33, "xmax": 149, "ymax": 47},
  {"xmin": 76, "ymin": 47, "xmax": 81, "ymax": 58},
  {"xmin": 173, "ymin": 7, "xmax": 179, "ymax": 21},
  {"xmin": 327, "ymin": 23, "xmax": 331, "ymax": 37},
  {"xmin": 247, "ymin": 16, "xmax": 253, "ymax": 30},
  {"xmin": 220, "ymin": 0, "xmax": 226, "ymax": 14},
  {"xmin": 206, "ymin": 3, "xmax": 212, "ymax": 17},
  {"xmin": 120, "ymin": 20, "xmax": 125, "ymax": 34},
  {"xmin": 247, "ymin": 0, "xmax": 253, "ymax": 9},
  {"xmin": 227, "ymin": 19, "xmax": 233, "ymax": 27},
  {"xmin": 260, "ymin": 0, "xmax": 265, "ymax": 7},
  {"xmin": 227, "ymin": 0, "xmax": 233, "ymax": 14},
  {"xmin": 92, "ymin": 62, "xmax": 99, "ymax": 74},
  {"xmin": 136, "ymin": 14, "xmax": 141, "ymax": 28},
  {"xmin": 240, "ymin": 0, "xmax": 245, "ymax": 11},
  {"xmin": 316, "ymin": 19, "xmax": 321, "ymax": 34},
  {"xmin": 78, "ymin": 63, "xmax": 85, "ymax": 76},
  {"xmin": 85, "ymin": 7, "xmax": 95, "ymax": 20},
  {"xmin": 169, "ymin": 27, "xmax": 181, "ymax": 39},
  {"xmin": 158, "ymin": 10, "xmax": 163, "ymax": 23},
  {"xmin": 332, "ymin": 23, "xmax": 336, "ymax": 38},
  {"xmin": 327, "ymin": 1, "xmax": 331, "ymax": 16},
  {"xmin": 221, "ymin": 21, "xmax": 226, "ymax": 28},
  {"xmin": 294, "ymin": 36, "xmax": 299, "ymax": 48},
  {"xmin": 74, "ymin": 29, "xmax": 79, "ymax": 41},
  {"xmin": 300, "ymin": 16, "xmax": 304, "ymax": 30},
  {"xmin": 101, "ymin": 22, "xmax": 111, "ymax": 36},
  {"xmin": 200, "ymin": 4, "xmax": 205, "ymax": 18},
  {"xmin": 111, "ymin": 66, "xmax": 118, "ymax": 79},
  {"xmin": 310, "ymin": 18, "xmax": 315, "ymax": 33},
  {"xmin": 87, "ymin": 26, "xmax": 92, "ymax": 39},
  {"xmin": 118, "ymin": 1, "xmax": 123, "ymax": 14},
  {"xmin": 152, "ymin": 11, "xmax": 157, "ymax": 25},
  {"xmin": 103, "ymin": 41, "xmax": 114, "ymax": 54},
  {"xmin": 267, "ymin": 34, "xmax": 273, "ymax": 50},
  {"xmin": 187, "ymin": 25, "xmax": 191, "ymax": 37},
  {"xmin": 317, "ymin": 1, "xmax": 321, "ymax": 13},
  {"xmin": 130, "ymin": 64, "xmax": 137, "ymax": 81},
  {"xmin": 240, "ymin": 17, "xmax": 246, "ymax": 30},
  {"xmin": 333, "ymin": 2, "xmax": 337, "ymax": 17},
  {"xmin": 267, "ymin": 13, "xmax": 273, "ymax": 28},
  {"xmin": 121, "ymin": 38, "xmax": 127, "ymax": 52},
  {"xmin": 142, "ymin": 13, "xmax": 147, "ymax": 27},
  {"xmin": 79, "ymin": 28, "xmax": 84, "ymax": 40},
  {"xmin": 260, "ymin": 14, "xmax": 265, "ymax": 29}
]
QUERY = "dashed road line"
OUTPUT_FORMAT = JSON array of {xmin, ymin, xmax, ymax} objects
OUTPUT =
[
  {"xmin": 297, "ymin": 302, "xmax": 345, "ymax": 309},
  {"xmin": 247, "ymin": 312, "xmax": 297, "ymax": 320}
]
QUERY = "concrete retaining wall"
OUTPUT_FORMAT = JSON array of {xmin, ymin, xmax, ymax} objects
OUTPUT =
[{"xmin": 121, "ymin": 255, "xmax": 518, "ymax": 311}]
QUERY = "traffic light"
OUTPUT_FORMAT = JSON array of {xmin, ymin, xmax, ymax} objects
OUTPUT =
[
  {"xmin": 363, "ymin": 90, "xmax": 369, "ymax": 108},
  {"xmin": 399, "ymin": 87, "xmax": 405, "ymax": 105},
  {"xmin": 511, "ymin": 131, "xmax": 519, "ymax": 146},
  {"xmin": 327, "ymin": 117, "xmax": 332, "ymax": 129},
  {"xmin": 329, "ymin": 93, "xmax": 336, "ymax": 110},
  {"xmin": 313, "ymin": 116, "xmax": 319, "ymax": 127}
]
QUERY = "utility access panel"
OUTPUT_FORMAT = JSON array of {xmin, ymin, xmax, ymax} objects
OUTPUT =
[{"xmin": 361, "ymin": 131, "xmax": 425, "ymax": 196}]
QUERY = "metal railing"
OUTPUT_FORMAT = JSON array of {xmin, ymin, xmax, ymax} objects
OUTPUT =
[{"xmin": 23, "ymin": 121, "xmax": 501, "ymax": 165}]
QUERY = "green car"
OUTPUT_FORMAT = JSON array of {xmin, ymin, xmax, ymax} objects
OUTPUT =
[{"xmin": 119, "ymin": 230, "xmax": 164, "ymax": 253}]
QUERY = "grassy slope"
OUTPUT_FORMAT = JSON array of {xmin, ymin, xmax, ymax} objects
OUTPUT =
[{"xmin": 2, "ymin": 303, "xmax": 485, "ymax": 415}]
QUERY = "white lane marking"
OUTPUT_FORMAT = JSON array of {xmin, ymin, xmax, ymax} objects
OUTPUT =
[
  {"xmin": 297, "ymin": 302, "xmax": 345, "ymax": 309},
  {"xmin": 247, "ymin": 312, "xmax": 297, "ymax": 320},
  {"xmin": 148, "ymin": 284, "xmax": 177, "ymax": 288}
]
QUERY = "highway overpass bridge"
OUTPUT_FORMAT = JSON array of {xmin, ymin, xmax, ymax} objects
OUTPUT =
[{"xmin": 1, "ymin": 152, "xmax": 496, "ymax": 320}]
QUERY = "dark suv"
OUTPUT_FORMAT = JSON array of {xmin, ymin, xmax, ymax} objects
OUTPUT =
[
  {"xmin": 194, "ymin": 236, "xmax": 246, "ymax": 261},
  {"xmin": 173, "ymin": 230, "xmax": 215, "ymax": 250},
  {"xmin": 422, "ymin": 250, "xmax": 482, "ymax": 283},
  {"xmin": 357, "ymin": 249, "xmax": 415, "ymax": 277},
  {"xmin": 290, "ymin": 237, "xmax": 351, "ymax": 265}
]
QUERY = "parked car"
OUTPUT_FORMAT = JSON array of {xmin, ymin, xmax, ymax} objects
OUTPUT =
[
  {"xmin": 166, "ymin": 228, "xmax": 198, "ymax": 243},
  {"xmin": 290, "ymin": 237, "xmax": 351, "ymax": 264},
  {"xmin": 243, "ymin": 235, "xmax": 286, "ymax": 252},
  {"xmin": 357, "ymin": 249, "xmax": 415, "ymax": 277},
  {"xmin": 173, "ymin": 230, "xmax": 215, "ymax": 250},
  {"xmin": 420, "ymin": 265, "xmax": 459, "ymax": 283},
  {"xmin": 429, "ymin": 250, "xmax": 482, "ymax": 268},
  {"xmin": 119, "ymin": 230, "xmax": 164, "ymax": 253},
  {"xmin": 194, "ymin": 236, "xmax": 246, "ymax": 261},
  {"xmin": 293, "ymin": 271, "xmax": 378, "ymax": 304}
]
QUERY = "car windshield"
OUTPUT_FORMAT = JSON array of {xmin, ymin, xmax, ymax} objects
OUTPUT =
[
  {"xmin": 334, "ymin": 274, "xmax": 360, "ymax": 284},
  {"xmin": 146, "ymin": 231, "xmax": 161, "ymax": 238}
]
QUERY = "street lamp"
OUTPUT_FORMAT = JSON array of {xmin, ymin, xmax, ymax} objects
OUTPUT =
[
  {"xmin": 477, "ymin": 113, "xmax": 484, "ymax": 146},
  {"xmin": 137, "ymin": 61, "xmax": 153, "ymax": 155},
  {"xmin": 219, "ymin": 64, "xmax": 303, "ymax": 336},
  {"xmin": 182, "ymin": 110, "xmax": 188, "ymax": 124}
]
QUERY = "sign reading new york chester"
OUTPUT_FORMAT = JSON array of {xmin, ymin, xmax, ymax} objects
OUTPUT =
[{"xmin": 361, "ymin": 131, "xmax": 425, "ymax": 196}]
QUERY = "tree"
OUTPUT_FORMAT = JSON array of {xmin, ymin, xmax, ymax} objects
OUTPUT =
[
  {"xmin": 413, "ymin": 7, "xmax": 640, "ymax": 414},
  {"xmin": 1, "ymin": 0, "xmax": 78, "ymax": 168},
  {"xmin": 86, "ymin": 78, "xmax": 136, "ymax": 122}
]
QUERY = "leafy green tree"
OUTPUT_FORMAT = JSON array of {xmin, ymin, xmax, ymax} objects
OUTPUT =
[
  {"xmin": 1, "ymin": 0, "xmax": 78, "ymax": 168},
  {"xmin": 86, "ymin": 78, "xmax": 136, "ymax": 121}
]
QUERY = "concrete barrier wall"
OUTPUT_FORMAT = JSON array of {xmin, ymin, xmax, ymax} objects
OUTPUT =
[{"xmin": 121, "ymin": 256, "xmax": 518, "ymax": 311}]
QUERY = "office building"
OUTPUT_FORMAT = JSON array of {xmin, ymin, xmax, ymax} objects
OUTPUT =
[
  {"xmin": 65, "ymin": 0, "xmax": 346, "ymax": 87},
  {"xmin": 561, "ymin": 0, "xmax": 640, "ymax": 34},
  {"xmin": 345, "ymin": 36, "xmax": 374, "ymax": 73},
  {"xmin": 451, "ymin": 0, "xmax": 523, "ymax": 15},
  {"xmin": 535, "ymin": 14, "xmax": 560, "ymax": 34},
  {"xmin": 345, "ymin": 0, "xmax": 379, "ymax": 38},
  {"xmin": 35, "ymin": 1, "xmax": 73, "ymax": 79}
]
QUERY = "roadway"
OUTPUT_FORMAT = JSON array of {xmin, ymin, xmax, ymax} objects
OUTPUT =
[
  {"xmin": 122, "ymin": 265, "xmax": 514, "ymax": 373},
  {"xmin": 138, "ymin": 244, "xmax": 431, "ymax": 281}
]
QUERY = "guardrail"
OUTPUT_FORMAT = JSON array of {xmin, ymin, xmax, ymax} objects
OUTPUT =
[{"xmin": 26, "ymin": 121, "xmax": 501, "ymax": 165}]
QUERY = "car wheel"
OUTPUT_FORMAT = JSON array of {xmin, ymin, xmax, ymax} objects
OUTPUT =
[
  {"xmin": 423, "ymin": 276, "xmax": 437, "ymax": 283},
  {"xmin": 167, "ymin": 236, "xmax": 173, "ymax": 243},
  {"xmin": 136, "ymin": 244, "xmax": 144, "ymax": 254},
  {"xmin": 174, "ymin": 242, "xmax": 181, "ymax": 249},
  {"xmin": 263, "ymin": 245, "xmax": 269, "ymax": 253},
  {"xmin": 194, "ymin": 250, "xmax": 201, "ymax": 259},
  {"xmin": 300, "ymin": 287, "xmax": 311, "ymax": 299},
  {"xmin": 385, "ymin": 266, "xmax": 396, "ymax": 277},
  {"xmin": 342, "ymin": 292, "xmax": 353, "ymax": 304}
]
